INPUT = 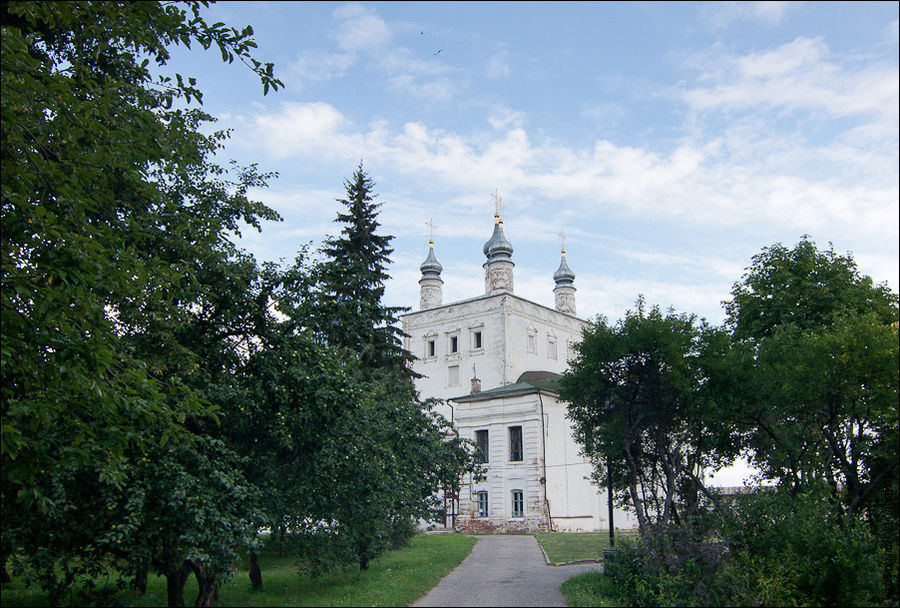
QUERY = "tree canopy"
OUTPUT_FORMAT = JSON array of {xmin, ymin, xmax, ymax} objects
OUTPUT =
[
  {"xmin": 2, "ymin": 1, "xmax": 282, "ymax": 604},
  {"xmin": 567, "ymin": 238, "xmax": 898, "ymax": 606},
  {"xmin": 561, "ymin": 298, "xmax": 738, "ymax": 533}
]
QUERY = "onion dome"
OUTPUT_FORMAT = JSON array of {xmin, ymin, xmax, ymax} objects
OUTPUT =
[
  {"xmin": 420, "ymin": 240, "xmax": 443, "ymax": 281},
  {"xmin": 553, "ymin": 250, "xmax": 575, "ymax": 288},
  {"xmin": 483, "ymin": 214, "xmax": 514, "ymax": 263}
]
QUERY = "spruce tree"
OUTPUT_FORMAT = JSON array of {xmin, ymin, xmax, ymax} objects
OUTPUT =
[{"xmin": 316, "ymin": 163, "xmax": 411, "ymax": 374}]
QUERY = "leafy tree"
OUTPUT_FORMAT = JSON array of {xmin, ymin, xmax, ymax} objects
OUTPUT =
[
  {"xmin": 561, "ymin": 298, "xmax": 738, "ymax": 533},
  {"xmin": 723, "ymin": 239, "xmax": 898, "ymax": 510},
  {"xmin": 723, "ymin": 238, "xmax": 899, "ymax": 601},
  {"xmin": 2, "ymin": 1, "xmax": 282, "ymax": 604},
  {"xmin": 265, "ymin": 169, "xmax": 480, "ymax": 573},
  {"xmin": 724, "ymin": 236, "xmax": 897, "ymax": 341}
]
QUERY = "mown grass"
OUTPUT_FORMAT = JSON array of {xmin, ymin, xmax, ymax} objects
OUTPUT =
[
  {"xmin": 560, "ymin": 571, "xmax": 620, "ymax": 607},
  {"xmin": 535, "ymin": 531, "xmax": 639, "ymax": 563},
  {"xmin": 0, "ymin": 533, "xmax": 476, "ymax": 607}
]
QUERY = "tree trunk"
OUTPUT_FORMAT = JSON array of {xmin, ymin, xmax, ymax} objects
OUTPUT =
[
  {"xmin": 165, "ymin": 561, "xmax": 192, "ymax": 608},
  {"xmin": 358, "ymin": 542, "xmax": 370, "ymax": 571},
  {"xmin": 278, "ymin": 524, "xmax": 286, "ymax": 557},
  {"xmin": 249, "ymin": 552, "xmax": 263, "ymax": 589},
  {"xmin": 623, "ymin": 447, "xmax": 650, "ymax": 533},
  {"xmin": 133, "ymin": 564, "xmax": 148, "ymax": 595},
  {"xmin": 188, "ymin": 559, "xmax": 219, "ymax": 607}
]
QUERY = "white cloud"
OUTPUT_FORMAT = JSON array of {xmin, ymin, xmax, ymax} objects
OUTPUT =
[
  {"xmin": 289, "ymin": 50, "xmax": 356, "ymax": 84},
  {"xmin": 240, "ymin": 100, "xmax": 898, "ymax": 250},
  {"xmin": 579, "ymin": 102, "xmax": 629, "ymax": 129},
  {"xmin": 249, "ymin": 102, "xmax": 348, "ymax": 158},
  {"xmin": 487, "ymin": 105, "xmax": 527, "ymax": 130},
  {"xmin": 887, "ymin": 18, "xmax": 899, "ymax": 44},
  {"xmin": 681, "ymin": 37, "xmax": 899, "ymax": 123},
  {"xmin": 325, "ymin": 4, "xmax": 464, "ymax": 102},
  {"xmin": 701, "ymin": 1, "xmax": 791, "ymax": 30},
  {"xmin": 332, "ymin": 2, "xmax": 392, "ymax": 52},
  {"xmin": 387, "ymin": 74, "xmax": 460, "ymax": 101}
]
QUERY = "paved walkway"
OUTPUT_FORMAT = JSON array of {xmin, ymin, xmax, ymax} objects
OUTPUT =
[{"xmin": 412, "ymin": 535, "xmax": 602, "ymax": 607}]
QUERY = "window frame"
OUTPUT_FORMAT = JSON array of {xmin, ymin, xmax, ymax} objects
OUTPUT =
[
  {"xmin": 475, "ymin": 429, "xmax": 489, "ymax": 464},
  {"xmin": 526, "ymin": 326, "xmax": 538, "ymax": 354},
  {"xmin": 509, "ymin": 425, "xmax": 523, "ymax": 462},
  {"xmin": 448, "ymin": 364, "xmax": 460, "ymax": 386},
  {"xmin": 511, "ymin": 489, "xmax": 524, "ymax": 518},
  {"xmin": 476, "ymin": 491, "xmax": 489, "ymax": 518}
]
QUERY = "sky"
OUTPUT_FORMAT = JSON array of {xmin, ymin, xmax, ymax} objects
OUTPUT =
[
  {"xmin": 172, "ymin": 1, "xmax": 899, "ymax": 327},
  {"xmin": 168, "ymin": 2, "xmax": 898, "ymax": 485}
]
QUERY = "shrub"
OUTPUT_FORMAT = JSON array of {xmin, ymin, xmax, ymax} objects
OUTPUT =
[
  {"xmin": 601, "ymin": 523, "xmax": 729, "ymax": 607},
  {"xmin": 388, "ymin": 517, "xmax": 419, "ymax": 551},
  {"xmin": 719, "ymin": 488, "xmax": 887, "ymax": 607},
  {"xmin": 600, "ymin": 488, "xmax": 890, "ymax": 606}
]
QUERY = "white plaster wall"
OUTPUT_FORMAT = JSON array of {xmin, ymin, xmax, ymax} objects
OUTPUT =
[
  {"xmin": 401, "ymin": 294, "xmax": 507, "ymax": 422},
  {"xmin": 401, "ymin": 293, "xmax": 589, "ymax": 421},
  {"xmin": 541, "ymin": 395, "xmax": 639, "ymax": 532},
  {"xmin": 454, "ymin": 391, "xmax": 639, "ymax": 532},
  {"xmin": 404, "ymin": 289, "xmax": 642, "ymax": 532},
  {"xmin": 455, "ymin": 393, "xmax": 546, "ymax": 530},
  {"xmin": 501, "ymin": 295, "xmax": 587, "ymax": 385}
]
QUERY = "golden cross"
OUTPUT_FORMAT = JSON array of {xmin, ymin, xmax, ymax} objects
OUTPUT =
[
  {"xmin": 425, "ymin": 218, "xmax": 437, "ymax": 242},
  {"xmin": 559, "ymin": 230, "xmax": 566, "ymax": 254}
]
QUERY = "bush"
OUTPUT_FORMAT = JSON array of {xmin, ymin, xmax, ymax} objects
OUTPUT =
[
  {"xmin": 719, "ymin": 488, "xmax": 887, "ymax": 607},
  {"xmin": 388, "ymin": 517, "xmax": 419, "ymax": 551},
  {"xmin": 599, "ymin": 488, "xmax": 890, "ymax": 606},
  {"xmin": 601, "ymin": 524, "xmax": 729, "ymax": 606}
]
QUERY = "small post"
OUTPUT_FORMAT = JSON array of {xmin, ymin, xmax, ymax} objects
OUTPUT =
[{"xmin": 608, "ymin": 455, "xmax": 615, "ymax": 547}]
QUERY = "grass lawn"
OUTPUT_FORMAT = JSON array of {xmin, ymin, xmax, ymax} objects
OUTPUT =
[
  {"xmin": 534, "ymin": 531, "xmax": 638, "ymax": 563},
  {"xmin": 560, "ymin": 571, "xmax": 620, "ymax": 607},
  {"xmin": 0, "ymin": 533, "xmax": 476, "ymax": 607}
]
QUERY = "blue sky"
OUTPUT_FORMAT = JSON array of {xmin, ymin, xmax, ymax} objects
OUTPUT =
[{"xmin": 173, "ymin": 1, "xmax": 898, "ymax": 326}]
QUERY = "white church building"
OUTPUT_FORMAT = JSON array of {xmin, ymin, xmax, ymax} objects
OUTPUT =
[{"xmin": 401, "ymin": 209, "xmax": 639, "ymax": 533}]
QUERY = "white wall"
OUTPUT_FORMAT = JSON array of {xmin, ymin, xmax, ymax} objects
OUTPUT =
[
  {"xmin": 404, "ymin": 288, "xmax": 642, "ymax": 532},
  {"xmin": 454, "ymin": 391, "xmax": 639, "ymax": 532},
  {"xmin": 401, "ymin": 293, "xmax": 588, "ymax": 420}
]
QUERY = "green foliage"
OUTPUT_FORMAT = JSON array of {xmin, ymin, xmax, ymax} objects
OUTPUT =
[
  {"xmin": 561, "ymin": 297, "xmax": 738, "ymax": 532},
  {"xmin": 3, "ymin": 533, "xmax": 479, "ymax": 607},
  {"xmin": 724, "ymin": 236, "xmax": 897, "ymax": 341},
  {"xmin": 720, "ymin": 487, "xmax": 887, "ymax": 607},
  {"xmin": 739, "ymin": 314, "xmax": 899, "ymax": 506},
  {"xmin": 599, "ymin": 488, "xmax": 889, "ymax": 607},
  {"xmin": 570, "ymin": 238, "xmax": 898, "ymax": 607},
  {"xmin": 1, "ymin": 1, "xmax": 282, "ymax": 604},
  {"xmin": 229, "ymin": 168, "xmax": 480, "ymax": 576},
  {"xmin": 722, "ymin": 238, "xmax": 899, "ymax": 602},
  {"xmin": 311, "ymin": 163, "xmax": 413, "ymax": 375},
  {"xmin": 560, "ymin": 571, "xmax": 621, "ymax": 607}
]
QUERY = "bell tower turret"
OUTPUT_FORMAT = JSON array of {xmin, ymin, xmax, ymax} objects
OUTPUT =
[
  {"xmin": 483, "ymin": 192, "xmax": 515, "ymax": 295},
  {"xmin": 419, "ymin": 237, "xmax": 443, "ymax": 310},
  {"xmin": 553, "ymin": 234, "xmax": 576, "ymax": 314}
]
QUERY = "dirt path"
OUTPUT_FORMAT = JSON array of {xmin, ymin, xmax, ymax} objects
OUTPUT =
[{"xmin": 412, "ymin": 535, "xmax": 601, "ymax": 607}]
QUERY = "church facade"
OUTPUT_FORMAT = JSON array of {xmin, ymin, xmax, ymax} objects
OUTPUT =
[{"xmin": 401, "ymin": 210, "xmax": 639, "ymax": 533}]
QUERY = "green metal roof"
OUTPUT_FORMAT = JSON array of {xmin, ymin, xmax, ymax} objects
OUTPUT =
[{"xmin": 451, "ymin": 371, "xmax": 562, "ymax": 402}]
